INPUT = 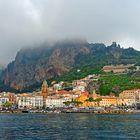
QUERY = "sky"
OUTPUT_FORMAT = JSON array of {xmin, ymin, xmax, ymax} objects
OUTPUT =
[{"xmin": 0, "ymin": 0, "xmax": 140, "ymax": 65}]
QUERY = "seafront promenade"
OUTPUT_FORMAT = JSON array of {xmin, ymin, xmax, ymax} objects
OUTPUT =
[{"xmin": 0, "ymin": 107, "xmax": 139, "ymax": 114}]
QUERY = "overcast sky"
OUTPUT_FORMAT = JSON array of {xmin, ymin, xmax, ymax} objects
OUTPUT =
[{"xmin": 0, "ymin": 0, "xmax": 140, "ymax": 65}]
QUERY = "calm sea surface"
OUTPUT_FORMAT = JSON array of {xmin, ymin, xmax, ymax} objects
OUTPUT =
[{"xmin": 0, "ymin": 113, "xmax": 140, "ymax": 140}]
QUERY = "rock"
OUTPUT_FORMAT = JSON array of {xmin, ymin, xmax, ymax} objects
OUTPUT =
[{"xmin": 1, "ymin": 41, "xmax": 140, "ymax": 90}]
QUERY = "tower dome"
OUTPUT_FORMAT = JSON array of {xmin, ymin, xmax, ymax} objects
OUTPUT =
[{"xmin": 42, "ymin": 80, "xmax": 48, "ymax": 87}]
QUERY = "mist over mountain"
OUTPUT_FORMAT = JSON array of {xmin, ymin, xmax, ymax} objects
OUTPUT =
[
  {"xmin": 1, "ymin": 40, "xmax": 140, "ymax": 91},
  {"xmin": 1, "ymin": 0, "xmax": 140, "ymax": 65},
  {"xmin": 0, "ymin": 65, "xmax": 4, "ymax": 75}
]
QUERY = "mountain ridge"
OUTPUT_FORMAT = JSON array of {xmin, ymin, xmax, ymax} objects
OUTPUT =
[{"xmin": 1, "ymin": 41, "xmax": 140, "ymax": 91}]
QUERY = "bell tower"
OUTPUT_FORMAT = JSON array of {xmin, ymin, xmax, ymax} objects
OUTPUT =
[{"xmin": 41, "ymin": 80, "xmax": 48, "ymax": 98}]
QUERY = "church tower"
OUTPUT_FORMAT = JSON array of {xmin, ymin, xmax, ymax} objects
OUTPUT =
[{"xmin": 41, "ymin": 80, "xmax": 48, "ymax": 98}]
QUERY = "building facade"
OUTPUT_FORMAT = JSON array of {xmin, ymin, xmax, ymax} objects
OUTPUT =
[
  {"xmin": 119, "ymin": 89, "xmax": 140, "ymax": 106},
  {"xmin": 0, "ymin": 96, "xmax": 9, "ymax": 107},
  {"xmin": 103, "ymin": 64, "xmax": 134, "ymax": 73},
  {"xmin": 17, "ymin": 93, "xmax": 43, "ymax": 109}
]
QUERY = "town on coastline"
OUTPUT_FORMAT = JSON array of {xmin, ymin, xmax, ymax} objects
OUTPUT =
[{"xmin": 0, "ymin": 64, "xmax": 140, "ymax": 114}]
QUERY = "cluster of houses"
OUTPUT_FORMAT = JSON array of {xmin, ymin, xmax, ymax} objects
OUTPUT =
[
  {"xmin": 75, "ymin": 89, "xmax": 140, "ymax": 107},
  {"xmin": 0, "ymin": 74, "xmax": 140, "ymax": 109}
]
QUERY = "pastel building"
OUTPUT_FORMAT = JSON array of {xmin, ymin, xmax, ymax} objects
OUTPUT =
[
  {"xmin": 0, "ymin": 92, "xmax": 17, "ymax": 107},
  {"xmin": 75, "ymin": 94, "xmax": 96, "ymax": 107},
  {"xmin": 99, "ymin": 96, "xmax": 117, "ymax": 107},
  {"xmin": 119, "ymin": 89, "xmax": 140, "ymax": 106},
  {"xmin": 7, "ymin": 93, "xmax": 17, "ymax": 105},
  {"xmin": 76, "ymin": 92, "xmax": 119, "ymax": 107}
]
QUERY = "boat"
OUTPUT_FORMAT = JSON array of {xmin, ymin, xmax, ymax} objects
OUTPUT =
[{"xmin": 22, "ymin": 110, "xmax": 29, "ymax": 113}]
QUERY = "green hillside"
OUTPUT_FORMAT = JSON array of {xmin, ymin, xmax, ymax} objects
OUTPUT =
[
  {"xmin": 1, "ymin": 41, "xmax": 140, "ymax": 93},
  {"xmin": 97, "ymin": 72, "xmax": 140, "ymax": 96}
]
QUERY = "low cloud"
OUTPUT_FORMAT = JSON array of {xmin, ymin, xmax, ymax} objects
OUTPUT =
[{"xmin": 0, "ymin": 0, "xmax": 140, "ymax": 65}]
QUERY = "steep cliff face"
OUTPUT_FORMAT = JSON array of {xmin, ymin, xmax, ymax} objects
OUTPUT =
[
  {"xmin": 1, "ymin": 41, "xmax": 140, "ymax": 90},
  {"xmin": 1, "ymin": 41, "xmax": 90, "ymax": 90}
]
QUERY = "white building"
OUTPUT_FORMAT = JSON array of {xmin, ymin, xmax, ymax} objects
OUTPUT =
[
  {"xmin": 46, "ymin": 98, "xmax": 68, "ymax": 107},
  {"xmin": 17, "ymin": 93, "xmax": 43, "ymax": 109},
  {"xmin": 0, "ymin": 96, "xmax": 9, "ymax": 107},
  {"xmin": 46, "ymin": 93, "xmax": 79, "ymax": 108},
  {"xmin": 72, "ymin": 80, "xmax": 87, "ymax": 92},
  {"xmin": 53, "ymin": 83, "xmax": 62, "ymax": 90},
  {"xmin": 136, "ymin": 66, "xmax": 140, "ymax": 71},
  {"xmin": 125, "ymin": 99, "xmax": 136, "ymax": 106},
  {"xmin": 73, "ymin": 85, "xmax": 85, "ymax": 92}
]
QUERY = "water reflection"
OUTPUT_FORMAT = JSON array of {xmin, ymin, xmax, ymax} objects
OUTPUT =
[{"xmin": 0, "ymin": 113, "xmax": 140, "ymax": 140}]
